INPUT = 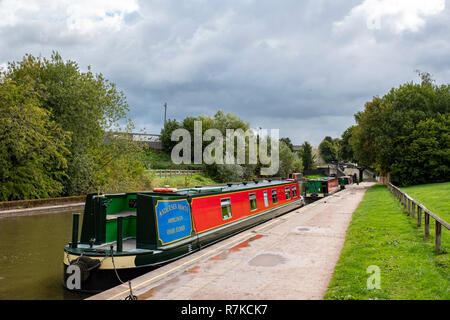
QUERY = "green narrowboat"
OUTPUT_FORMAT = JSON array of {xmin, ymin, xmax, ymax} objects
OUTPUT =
[
  {"xmin": 304, "ymin": 177, "xmax": 340, "ymax": 200},
  {"xmin": 338, "ymin": 176, "xmax": 353, "ymax": 189}
]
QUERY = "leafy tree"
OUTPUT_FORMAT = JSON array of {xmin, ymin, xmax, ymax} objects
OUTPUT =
[
  {"xmin": 5, "ymin": 52, "xmax": 134, "ymax": 195},
  {"xmin": 293, "ymin": 157, "xmax": 304, "ymax": 173},
  {"xmin": 318, "ymin": 137, "xmax": 338, "ymax": 163},
  {"xmin": 280, "ymin": 137, "xmax": 294, "ymax": 152},
  {"xmin": 299, "ymin": 141, "xmax": 315, "ymax": 170},
  {"xmin": 160, "ymin": 119, "xmax": 181, "ymax": 153},
  {"xmin": 0, "ymin": 75, "xmax": 70, "ymax": 200},
  {"xmin": 350, "ymin": 72, "xmax": 450, "ymax": 185},
  {"xmin": 87, "ymin": 132, "xmax": 146, "ymax": 194},
  {"xmin": 277, "ymin": 141, "xmax": 295, "ymax": 177},
  {"xmin": 339, "ymin": 126, "xmax": 356, "ymax": 162},
  {"xmin": 390, "ymin": 114, "xmax": 449, "ymax": 185}
]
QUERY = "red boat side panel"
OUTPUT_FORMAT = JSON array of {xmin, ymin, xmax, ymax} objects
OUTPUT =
[
  {"xmin": 327, "ymin": 178, "xmax": 339, "ymax": 193},
  {"xmin": 191, "ymin": 182, "xmax": 300, "ymax": 234}
]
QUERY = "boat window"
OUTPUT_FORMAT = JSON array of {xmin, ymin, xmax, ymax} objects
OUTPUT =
[
  {"xmin": 285, "ymin": 187, "xmax": 291, "ymax": 200},
  {"xmin": 271, "ymin": 189, "xmax": 278, "ymax": 204},
  {"xmin": 249, "ymin": 193, "xmax": 257, "ymax": 211},
  {"xmin": 292, "ymin": 186, "xmax": 298, "ymax": 198},
  {"xmin": 220, "ymin": 198, "xmax": 232, "ymax": 220},
  {"xmin": 263, "ymin": 191, "xmax": 269, "ymax": 207}
]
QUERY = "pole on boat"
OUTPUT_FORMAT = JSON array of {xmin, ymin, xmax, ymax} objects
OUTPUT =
[
  {"xmin": 71, "ymin": 213, "xmax": 80, "ymax": 249},
  {"xmin": 117, "ymin": 217, "xmax": 123, "ymax": 253}
]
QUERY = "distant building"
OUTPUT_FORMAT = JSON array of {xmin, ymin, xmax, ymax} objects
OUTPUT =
[
  {"xmin": 130, "ymin": 133, "xmax": 161, "ymax": 143},
  {"xmin": 131, "ymin": 133, "xmax": 163, "ymax": 150},
  {"xmin": 112, "ymin": 132, "xmax": 163, "ymax": 150}
]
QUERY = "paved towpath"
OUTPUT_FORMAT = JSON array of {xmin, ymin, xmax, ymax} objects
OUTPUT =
[{"xmin": 89, "ymin": 182, "xmax": 374, "ymax": 300}]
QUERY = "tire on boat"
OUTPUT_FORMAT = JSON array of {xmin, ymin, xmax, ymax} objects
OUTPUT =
[{"xmin": 70, "ymin": 256, "xmax": 101, "ymax": 282}]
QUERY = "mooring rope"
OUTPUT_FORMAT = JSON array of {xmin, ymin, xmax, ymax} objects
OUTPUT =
[{"xmin": 109, "ymin": 247, "xmax": 137, "ymax": 300}]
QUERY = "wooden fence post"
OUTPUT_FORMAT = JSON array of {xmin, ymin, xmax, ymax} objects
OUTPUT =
[
  {"xmin": 435, "ymin": 222, "xmax": 442, "ymax": 252},
  {"xmin": 425, "ymin": 213, "xmax": 430, "ymax": 238},
  {"xmin": 388, "ymin": 182, "xmax": 448, "ymax": 253},
  {"xmin": 417, "ymin": 206, "xmax": 422, "ymax": 227}
]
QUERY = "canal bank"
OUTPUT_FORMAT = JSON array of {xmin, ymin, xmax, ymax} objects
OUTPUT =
[
  {"xmin": 0, "ymin": 203, "xmax": 85, "ymax": 218},
  {"xmin": 89, "ymin": 182, "xmax": 374, "ymax": 300}
]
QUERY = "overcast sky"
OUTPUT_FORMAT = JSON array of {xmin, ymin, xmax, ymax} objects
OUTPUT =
[{"xmin": 0, "ymin": 0, "xmax": 449, "ymax": 145}]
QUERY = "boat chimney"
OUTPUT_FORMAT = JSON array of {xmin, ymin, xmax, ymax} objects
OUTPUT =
[{"xmin": 70, "ymin": 213, "xmax": 80, "ymax": 249}]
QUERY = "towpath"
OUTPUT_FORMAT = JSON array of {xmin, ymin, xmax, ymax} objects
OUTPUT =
[{"xmin": 89, "ymin": 182, "xmax": 375, "ymax": 300}]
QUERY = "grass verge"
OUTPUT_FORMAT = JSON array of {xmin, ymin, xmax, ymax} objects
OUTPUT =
[
  {"xmin": 324, "ymin": 184, "xmax": 450, "ymax": 300},
  {"xmin": 304, "ymin": 174, "xmax": 327, "ymax": 179},
  {"xmin": 401, "ymin": 182, "xmax": 450, "ymax": 223},
  {"xmin": 150, "ymin": 174, "xmax": 218, "ymax": 189}
]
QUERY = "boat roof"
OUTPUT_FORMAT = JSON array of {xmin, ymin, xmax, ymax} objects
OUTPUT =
[
  {"xmin": 174, "ymin": 179, "xmax": 294, "ymax": 196},
  {"xmin": 306, "ymin": 177, "xmax": 337, "ymax": 182}
]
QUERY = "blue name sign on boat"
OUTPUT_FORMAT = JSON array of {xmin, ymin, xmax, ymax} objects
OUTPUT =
[{"xmin": 155, "ymin": 199, "xmax": 192, "ymax": 245}]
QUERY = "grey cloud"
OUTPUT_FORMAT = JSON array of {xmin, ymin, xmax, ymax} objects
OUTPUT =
[{"xmin": 0, "ymin": 0, "xmax": 448, "ymax": 145}]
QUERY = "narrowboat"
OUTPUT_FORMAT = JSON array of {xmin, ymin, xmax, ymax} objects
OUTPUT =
[
  {"xmin": 304, "ymin": 177, "xmax": 340, "ymax": 201},
  {"xmin": 338, "ymin": 176, "xmax": 353, "ymax": 190},
  {"xmin": 63, "ymin": 178, "xmax": 305, "ymax": 292}
]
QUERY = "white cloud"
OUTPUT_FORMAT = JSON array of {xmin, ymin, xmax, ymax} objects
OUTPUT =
[
  {"xmin": 335, "ymin": 0, "xmax": 446, "ymax": 33},
  {"xmin": 0, "ymin": 0, "xmax": 139, "ymax": 34}
]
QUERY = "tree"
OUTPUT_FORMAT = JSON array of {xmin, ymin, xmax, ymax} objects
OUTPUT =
[
  {"xmin": 350, "ymin": 72, "xmax": 450, "ymax": 185},
  {"xmin": 160, "ymin": 119, "xmax": 181, "ymax": 153},
  {"xmin": 293, "ymin": 155, "xmax": 303, "ymax": 173},
  {"xmin": 0, "ymin": 75, "xmax": 70, "ymax": 200},
  {"xmin": 277, "ymin": 141, "xmax": 295, "ymax": 177},
  {"xmin": 87, "ymin": 132, "xmax": 146, "ymax": 194},
  {"xmin": 300, "ymin": 141, "xmax": 315, "ymax": 170},
  {"xmin": 5, "ymin": 52, "xmax": 134, "ymax": 195},
  {"xmin": 390, "ymin": 113, "xmax": 450, "ymax": 186},
  {"xmin": 318, "ymin": 137, "xmax": 338, "ymax": 163},
  {"xmin": 339, "ymin": 126, "xmax": 356, "ymax": 162},
  {"xmin": 279, "ymin": 137, "xmax": 294, "ymax": 152}
]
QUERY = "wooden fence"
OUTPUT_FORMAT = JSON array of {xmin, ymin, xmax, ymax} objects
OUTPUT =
[
  {"xmin": 386, "ymin": 182, "xmax": 449, "ymax": 252},
  {"xmin": 148, "ymin": 169, "xmax": 203, "ymax": 178}
]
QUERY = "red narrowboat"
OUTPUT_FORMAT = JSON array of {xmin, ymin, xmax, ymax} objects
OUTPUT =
[{"xmin": 63, "ymin": 179, "xmax": 305, "ymax": 292}]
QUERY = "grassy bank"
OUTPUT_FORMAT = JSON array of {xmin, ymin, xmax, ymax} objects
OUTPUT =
[
  {"xmin": 150, "ymin": 174, "xmax": 218, "ymax": 189},
  {"xmin": 141, "ymin": 148, "xmax": 203, "ymax": 170},
  {"xmin": 401, "ymin": 182, "xmax": 450, "ymax": 222},
  {"xmin": 325, "ymin": 184, "xmax": 450, "ymax": 300},
  {"xmin": 304, "ymin": 174, "xmax": 327, "ymax": 179},
  {"xmin": 401, "ymin": 182, "xmax": 450, "ymax": 267}
]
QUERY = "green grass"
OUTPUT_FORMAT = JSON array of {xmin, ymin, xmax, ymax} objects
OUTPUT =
[
  {"xmin": 141, "ymin": 148, "xmax": 202, "ymax": 170},
  {"xmin": 325, "ymin": 184, "xmax": 450, "ymax": 300},
  {"xmin": 401, "ymin": 182, "xmax": 450, "ymax": 269},
  {"xmin": 150, "ymin": 174, "xmax": 218, "ymax": 189},
  {"xmin": 304, "ymin": 174, "xmax": 327, "ymax": 179},
  {"xmin": 401, "ymin": 182, "xmax": 450, "ymax": 223}
]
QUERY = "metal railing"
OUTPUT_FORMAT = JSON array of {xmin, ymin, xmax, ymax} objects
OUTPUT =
[{"xmin": 386, "ymin": 182, "xmax": 449, "ymax": 252}]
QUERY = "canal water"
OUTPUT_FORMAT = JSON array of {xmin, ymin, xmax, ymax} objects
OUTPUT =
[{"xmin": 0, "ymin": 211, "xmax": 91, "ymax": 300}]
